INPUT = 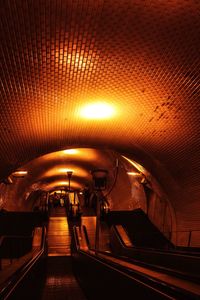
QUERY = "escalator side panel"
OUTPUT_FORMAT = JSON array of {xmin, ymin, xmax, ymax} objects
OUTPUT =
[
  {"xmin": 72, "ymin": 252, "xmax": 172, "ymax": 300},
  {"xmin": 6, "ymin": 256, "xmax": 46, "ymax": 300},
  {"xmin": 110, "ymin": 225, "xmax": 200, "ymax": 277},
  {"xmin": 6, "ymin": 256, "xmax": 87, "ymax": 300}
]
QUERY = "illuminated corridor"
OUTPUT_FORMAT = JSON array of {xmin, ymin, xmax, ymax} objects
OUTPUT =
[{"xmin": 0, "ymin": 1, "xmax": 200, "ymax": 299}]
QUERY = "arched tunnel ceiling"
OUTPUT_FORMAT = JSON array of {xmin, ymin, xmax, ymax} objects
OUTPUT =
[
  {"xmin": 0, "ymin": 1, "xmax": 200, "ymax": 229},
  {"xmin": 13, "ymin": 148, "xmax": 117, "ymax": 192}
]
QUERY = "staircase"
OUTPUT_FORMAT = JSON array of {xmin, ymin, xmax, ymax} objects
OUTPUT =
[{"xmin": 47, "ymin": 207, "xmax": 71, "ymax": 256}]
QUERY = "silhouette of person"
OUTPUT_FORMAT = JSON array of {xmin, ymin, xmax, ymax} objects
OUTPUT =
[{"xmin": 53, "ymin": 192, "xmax": 59, "ymax": 207}]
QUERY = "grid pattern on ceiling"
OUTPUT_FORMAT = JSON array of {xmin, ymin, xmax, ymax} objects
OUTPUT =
[{"xmin": 0, "ymin": 0, "xmax": 200, "ymax": 216}]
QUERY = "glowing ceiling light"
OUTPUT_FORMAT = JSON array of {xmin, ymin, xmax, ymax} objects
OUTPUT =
[
  {"xmin": 80, "ymin": 102, "xmax": 115, "ymax": 120},
  {"xmin": 63, "ymin": 149, "xmax": 78, "ymax": 154}
]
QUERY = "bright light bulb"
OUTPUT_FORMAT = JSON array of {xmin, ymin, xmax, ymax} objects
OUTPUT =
[
  {"xmin": 80, "ymin": 102, "xmax": 115, "ymax": 120},
  {"xmin": 63, "ymin": 149, "xmax": 78, "ymax": 154}
]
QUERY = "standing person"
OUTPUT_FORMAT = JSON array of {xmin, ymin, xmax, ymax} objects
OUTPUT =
[
  {"xmin": 53, "ymin": 192, "xmax": 59, "ymax": 207},
  {"xmin": 83, "ymin": 184, "xmax": 90, "ymax": 207},
  {"xmin": 60, "ymin": 196, "xmax": 64, "ymax": 207}
]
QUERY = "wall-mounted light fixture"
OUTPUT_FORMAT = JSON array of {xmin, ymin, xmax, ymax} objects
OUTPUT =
[
  {"xmin": 127, "ymin": 172, "xmax": 142, "ymax": 176},
  {"xmin": 12, "ymin": 171, "xmax": 28, "ymax": 178}
]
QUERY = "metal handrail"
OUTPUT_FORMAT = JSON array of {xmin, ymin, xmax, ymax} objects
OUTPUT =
[
  {"xmin": 0, "ymin": 226, "xmax": 46, "ymax": 300},
  {"xmin": 72, "ymin": 226, "xmax": 80, "ymax": 251},
  {"xmin": 112, "ymin": 225, "xmax": 200, "ymax": 256},
  {"xmin": 82, "ymin": 225, "xmax": 90, "ymax": 249},
  {"xmin": 72, "ymin": 225, "xmax": 199, "ymax": 299},
  {"xmin": 73, "ymin": 242, "xmax": 196, "ymax": 299},
  {"xmin": 90, "ymin": 250, "xmax": 200, "ymax": 299}
]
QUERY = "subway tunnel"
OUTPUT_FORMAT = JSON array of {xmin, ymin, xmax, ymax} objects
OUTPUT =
[{"xmin": 0, "ymin": 1, "xmax": 200, "ymax": 299}]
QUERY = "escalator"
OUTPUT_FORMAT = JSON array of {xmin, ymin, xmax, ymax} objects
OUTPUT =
[
  {"xmin": 41, "ymin": 256, "xmax": 86, "ymax": 300},
  {"xmin": 105, "ymin": 209, "xmax": 174, "ymax": 249},
  {"xmin": 0, "ymin": 206, "xmax": 87, "ymax": 300},
  {"xmin": 109, "ymin": 224, "xmax": 200, "ymax": 282},
  {"xmin": 2, "ymin": 205, "xmax": 200, "ymax": 300},
  {"xmin": 74, "ymin": 225, "xmax": 200, "ymax": 300},
  {"xmin": 7, "ymin": 256, "xmax": 86, "ymax": 300}
]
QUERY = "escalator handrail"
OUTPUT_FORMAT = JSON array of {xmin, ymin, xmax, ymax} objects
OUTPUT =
[
  {"xmin": 76, "ymin": 247, "xmax": 199, "ymax": 299},
  {"xmin": 72, "ymin": 225, "xmax": 80, "ymax": 251},
  {"xmin": 77, "ymin": 226, "xmax": 200, "ymax": 299},
  {"xmin": 111, "ymin": 225, "xmax": 200, "ymax": 280},
  {"xmin": 0, "ymin": 233, "xmax": 33, "ymax": 248},
  {"xmin": 94, "ymin": 248, "xmax": 200, "ymax": 284},
  {"xmin": 0, "ymin": 226, "xmax": 46, "ymax": 300},
  {"xmin": 112, "ymin": 225, "xmax": 200, "ymax": 258},
  {"xmin": 82, "ymin": 225, "xmax": 90, "ymax": 249},
  {"xmin": 73, "ymin": 245, "xmax": 175, "ymax": 299},
  {"xmin": 72, "ymin": 227, "xmax": 176, "ymax": 299}
]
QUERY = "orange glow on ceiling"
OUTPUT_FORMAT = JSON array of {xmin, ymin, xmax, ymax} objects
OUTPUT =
[
  {"xmin": 45, "ymin": 180, "xmax": 82, "ymax": 190},
  {"xmin": 43, "ymin": 148, "xmax": 98, "ymax": 161},
  {"xmin": 59, "ymin": 168, "xmax": 74, "ymax": 174},
  {"xmin": 80, "ymin": 102, "xmax": 116, "ymax": 120},
  {"xmin": 65, "ymin": 52, "xmax": 94, "ymax": 70},
  {"xmin": 57, "ymin": 181, "xmax": 71, "ymax": 185},
  {"xmin": 43, "ymin": 166, "xmax": 88, "ymax": 178},
  {"xmin": 48, "ymin": 166, "xmax": 86, "ymax": 177}
]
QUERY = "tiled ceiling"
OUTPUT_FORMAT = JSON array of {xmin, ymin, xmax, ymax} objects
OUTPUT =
[{"xmin": 0, "ymin": 1, "xmax": 200, "ymax": 229}]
